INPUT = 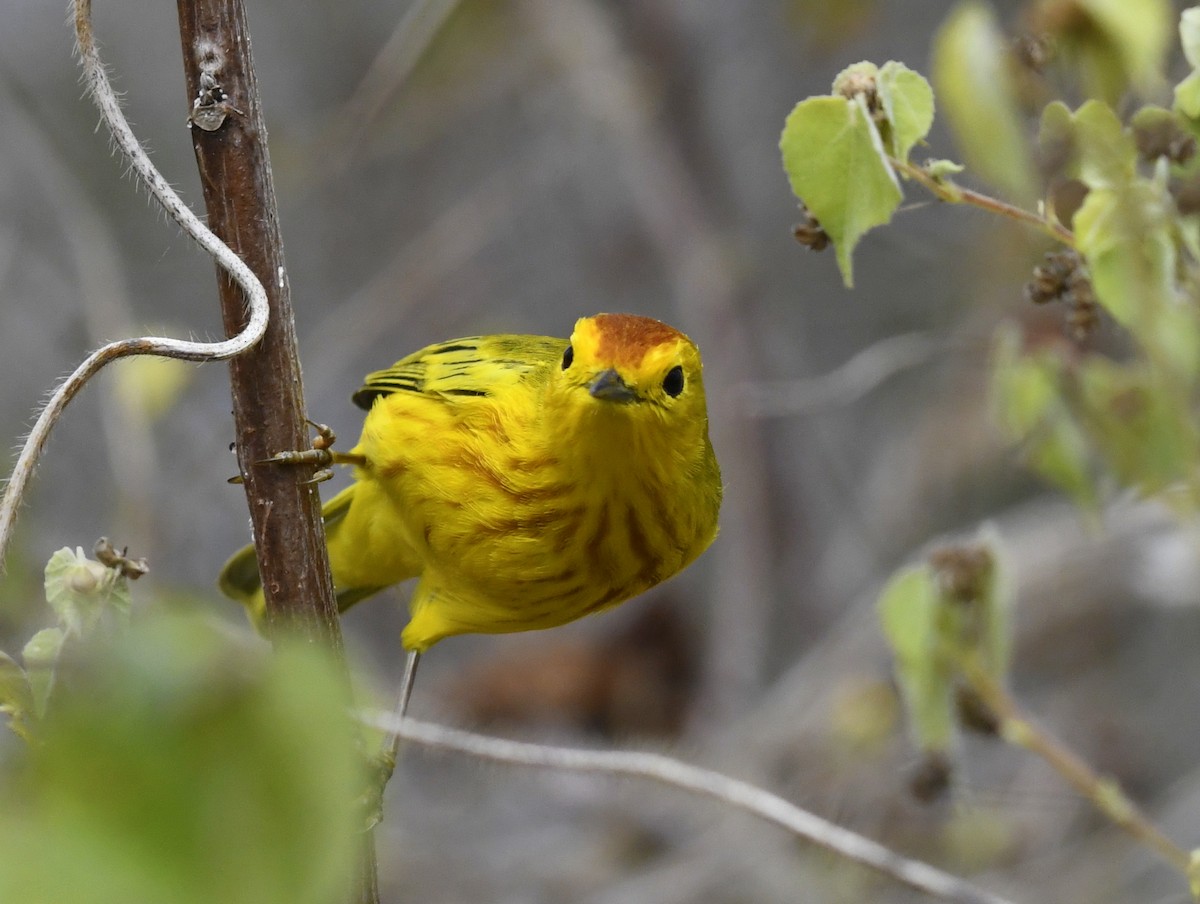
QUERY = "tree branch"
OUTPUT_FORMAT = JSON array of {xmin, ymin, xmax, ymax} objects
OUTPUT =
[
  {"xmin": 369, "ymin": 712, "xmax": 1020, "ymax": 904},
  {"xmin": 174, "ymin": 0, "xmax": 339, "ymax": 638}
]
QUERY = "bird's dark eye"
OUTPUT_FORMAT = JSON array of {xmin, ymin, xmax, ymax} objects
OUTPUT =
[
  {"xmin": 561, "ymin": 345, "xmax": 574, "ymax": 370},
  {"xmin": 662, "ymin": 365, "xmax": 685, "ymax": 397}
]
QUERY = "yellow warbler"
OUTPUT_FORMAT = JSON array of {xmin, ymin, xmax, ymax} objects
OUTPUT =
[{"xmin": 219, "ymin": 313, "xmax": 721, "ymax": 653}]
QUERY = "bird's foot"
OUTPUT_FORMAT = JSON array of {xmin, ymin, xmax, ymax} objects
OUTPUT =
[{"xmin": 260, "ymin": 420, "xmax": 364, "ymax": 483}]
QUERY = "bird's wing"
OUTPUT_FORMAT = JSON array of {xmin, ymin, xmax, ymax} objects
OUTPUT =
[{"xmin": 352, "ymin": 334, "xmax": 567, "ymax": 410}]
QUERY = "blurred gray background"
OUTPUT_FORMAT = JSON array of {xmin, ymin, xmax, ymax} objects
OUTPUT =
[{"xmin": 4, "ymin": 1, "xmax": 1200, "ymax": 902}]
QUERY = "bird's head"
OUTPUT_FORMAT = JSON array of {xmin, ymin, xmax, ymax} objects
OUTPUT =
[{"xmin": 556, "ymin": 313, "xmax": 710, "ymax": 441}]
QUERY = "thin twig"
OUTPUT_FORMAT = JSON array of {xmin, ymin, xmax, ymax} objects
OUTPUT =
[
  {"xmin": 892, "ymin": 158, "xmax": 1076, "ymax": 247},
  {"xmin": 962, "ymin": 659, "xmax": 1191, "ymax": 876},
  {"xmin": 321, "ymin": 0, "xmax": 463, "ymax": 173},
  {"xmin": 365, "ymin": 712, "xmax": 1018, "ymax": 904},
  {"xmin": 0, "ymin": 0, "xmax": 269, "ymax": 573},
  {"xmin": 734, "ymin": 331, "xmax": 944, "ymax": 417}
]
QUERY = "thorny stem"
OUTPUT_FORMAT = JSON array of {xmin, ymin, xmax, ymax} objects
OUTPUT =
[
  {"xmin": 0, "ymin": 0, "xmax": 269, "ymax": 574},
  {"xmin": 892, "ymin": 157, "xmax": 1076, "ymax": 248},
  {"xmin": 961, "ymin": 658, "xmax": 1191, "ymax": 877}
]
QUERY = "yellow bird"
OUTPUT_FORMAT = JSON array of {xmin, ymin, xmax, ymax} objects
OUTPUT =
[{"xmin": 220, "ymin": 313, "xmax": 722, "ymax": 654}]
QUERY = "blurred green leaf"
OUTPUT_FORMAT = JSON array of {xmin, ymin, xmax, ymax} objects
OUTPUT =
[
  {"xmin": 878, "ymin": 566, "xmax": 955, "ymax": 753},
  {"xmin": 0, "ymin": 614, "xmax": 360, "ymax": 904},
  {"xmin": 1074, "ymin": 182, "xmax": 1175, "ymax": 337},
  {"xmin": 1076, "ymin": 0, "xmax": 1171, "ymax": 97},
  {"xmin": 1026, "ymin": 418, "xmax": 1097, "ymax": 509},
  {"xmin": 1040, "ymin": 100, "xmax": 1136, "ymax": 190},
  {"xmin": 1176, "ymin": 9, "xmax": 1200, "ymax": 118},
  {"xmin": 113, "ymin": 356, "xmax": 193, "ymax": 423},
  {"xmin": 876, "ymin": 61, "xmax": 935, "ymax": 161},
  {"xmin": 932, "ymin": 2, "xmax": 1034, "ymax": 201},
  {"xmin": 1048, "ymin": 0, "xmax": 1170, "ymax": 102},
  {"xmin": 991, "ymin": 328, "xmax": 1058, "ymax": 437},
  {"xmin": 22, "ymin": 628, "xmax": 64, "ymax": 720},
  {"xmin": 1181, "ymin": 7, "xmax": 1200, "ymax": 69},
  {"xmin": 991, "ymin": 329, "xmax": 1096, "ymax": 506},
  {"xmin": 1079, "ymin": 359, "xmax": 1199, "ymax": 494},
  {"xmin": 1043, "ymin": 97, "xmax": 1185, "ymax": 369},
  {"xmin": 1070, "ymin": 101, "xmax": 1137, "ymax": 190},
  {"xmin": 0, "ymin": 652, "xmax": 33, "ymax": 741},
  {"xmin": 1175, "ymin": 72, "xmax": 1200, "ymax": 120},
  {"xmin": 780, "ymin": 94, "xmax": 902, "ymax": 286}
]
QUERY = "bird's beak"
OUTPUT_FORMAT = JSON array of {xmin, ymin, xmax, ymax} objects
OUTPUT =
[{"xmin": 588, "ymin": 368, "xmax": 638, "ymax": 403}]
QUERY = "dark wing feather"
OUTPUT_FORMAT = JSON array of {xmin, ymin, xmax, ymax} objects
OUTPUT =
[{"xmin": 352, "ymin": 334, "xmax": 567, "ymax": 410}]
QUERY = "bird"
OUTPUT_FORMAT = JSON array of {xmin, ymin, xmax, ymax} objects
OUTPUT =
[{"xmin": 220, "ymin": 312, "xmax": 721, "ymax": 719}]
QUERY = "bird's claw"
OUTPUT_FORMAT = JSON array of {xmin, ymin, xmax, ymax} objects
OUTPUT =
[
  {"xmin": 259, "ymin": 419, "xmax": 340, "ymax": 469},
  {"xmin": 261, "ymin": 447, "xmax": 334, "ymax": 467}
]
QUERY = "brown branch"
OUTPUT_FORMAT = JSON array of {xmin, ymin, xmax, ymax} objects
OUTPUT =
[
  {"xmin": 174, "ymin": 1, "xmax": 339, "ymax": 638},
  {"xmin": 173, "ymin": 2, "xmax": 378, "ymax": 901}
]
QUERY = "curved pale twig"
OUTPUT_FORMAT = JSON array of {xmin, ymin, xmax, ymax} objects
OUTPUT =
[
  {"xmin": 365, "ymin": 712, "xmax": 1018, "ymax": 904},
  {"xmin": 0, "ymin": 0, "xmax": 269, "ymax": 571}
]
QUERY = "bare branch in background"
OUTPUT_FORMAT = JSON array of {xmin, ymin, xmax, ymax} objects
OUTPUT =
[
  {"xmin": 322, "ymin": 0, "xmax": 464, "ymax": 173},
  {"xmin": 368, "ymin": 712, "xmax": 1019, "ymax": 904},
  {"xmin": 735, "ymin": 331, "xmax": 945, "ymax": 417}
]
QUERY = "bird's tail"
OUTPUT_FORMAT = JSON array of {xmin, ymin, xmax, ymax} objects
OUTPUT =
[{"xmin": 218, "ymin": 483, "xmax": 361, "ymax": 623}]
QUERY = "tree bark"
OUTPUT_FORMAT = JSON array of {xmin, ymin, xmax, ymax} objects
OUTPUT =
[
  {"xmin": 175, "ymin": 1, "xmax": 338, "ymax": 637},
  {"xmin": 174, "ymin": 2, "xmax": 379, "ymax": 901}
]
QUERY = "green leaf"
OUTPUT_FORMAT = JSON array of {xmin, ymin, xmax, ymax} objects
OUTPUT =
[
  {"xmin": 1040, "ymin": 100, "xmax": 1137, "ymax": 190},
  {"xmin": 1182, "ymin": 7, "xmax": 1200, "ymax": 69},
  {"xmin": 876, "ymin": 61, "xmax": 935, "ymax": 161},
  {"xmin": 0, "ymin": 614, "xmax": 360, "ymax": 904},
  {"xmin": 1074, "ymin": 182, "xmax": 1174, "ymax": 334},
  {"xmin": 0, "ymin": 652, "xmax": 34, "ymax": 741},
  {"xmin": 1077, "ymin": 0, "xmax": 1171, "ymax": 96},
  {"xmin": 1027, "ymin": 419, "xmax": 1097, "ymax": 508},
  {"xmin": 1078, "ymin": 359, "xmax": 1199, "ymax": 494},
  {"xmin": 878, "ymin": 566, "xmax": 956, "ymax": 753},
  {"xmin": 43, "ymin": 547, "xmax": 130, "ymax": 635},
  {"xmin": 1167, "ymin": 4, "xmax": 1200, "ymax": 124},
  {"xmin": 1038, "ymin": 100, "xmax": 1075, "ymax": 173},
  {"xmin": 1175, "ymin": 71, "xmax": 1200, "ymax": 119},
  {"xmin": 1071, "ymin": 101, "xmax": 1138, "ymax": 190},
  {"xmin": 991, "ymin": 328, "xmax": 1057, "ymax": 437},
  {"xmin": 932, "ymin": 1, "xmax": 1034, "ymax": 201},
  {"xmin": 780, "ymin": 94, "xmax": 902, "ymax": 286},
  {"xmin": 990, "ymin": 329, "xmax": 1096, "ymax": 506},
  {"xmin": 22, "ymin": 627, "xmax": 64, "ymax": 719},
  {"xmin": 1149, "ymin": 302, "xmax": 1200, "ymax": 382}
]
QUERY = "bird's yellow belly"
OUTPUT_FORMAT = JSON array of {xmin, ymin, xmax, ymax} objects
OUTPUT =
[{"xmin": 403, "ymin": 466, "xmax": 710, "ymax": 640}]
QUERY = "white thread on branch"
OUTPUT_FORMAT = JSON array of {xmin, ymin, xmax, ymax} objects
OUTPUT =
[
  {"xmin": 364, "ymin": 712, "xmax": 1019, "ymax": 904},
  {"xmin": 0, "ymin": 0, "xmax": 269, "ymax": 571}
]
